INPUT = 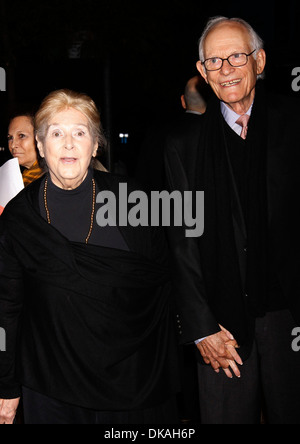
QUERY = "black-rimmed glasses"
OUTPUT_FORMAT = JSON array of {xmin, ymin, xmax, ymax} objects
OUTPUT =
[{"xmin": 202, "ymin": 49, "xmax": 257, "ymax": 72}]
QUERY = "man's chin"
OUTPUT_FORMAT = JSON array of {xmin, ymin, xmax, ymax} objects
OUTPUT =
[{"xmin": 220, "ymin": 93, "xmax": 245, "ymax": 106}]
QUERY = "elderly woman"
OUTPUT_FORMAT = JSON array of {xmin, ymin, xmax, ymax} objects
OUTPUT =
[
  {"xmin": 0, "ymin": 89, "xmax": 179, "ymax": 424},
  {"xmin": 8, "ymin": 112, "xmax": 44, "ymax": 186}
]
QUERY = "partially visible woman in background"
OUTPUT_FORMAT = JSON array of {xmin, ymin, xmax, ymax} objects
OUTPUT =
[{"xmin": 7, "ymin": 112, "xmax": 44, "ymax": 186}]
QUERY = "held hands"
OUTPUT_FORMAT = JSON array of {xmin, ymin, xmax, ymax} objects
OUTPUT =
[
  {"xmin": 196, "ymin": 325, "xmax": 243, "ymax": 379},
  {"xmin": 0, "ymin": 398, "xmax": 20, "ymax": 425}
]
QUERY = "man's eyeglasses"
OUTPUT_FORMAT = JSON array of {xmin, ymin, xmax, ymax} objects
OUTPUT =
[{"xmin": 202, "ymin": 49, "xmax": 257, "ymax": 72}]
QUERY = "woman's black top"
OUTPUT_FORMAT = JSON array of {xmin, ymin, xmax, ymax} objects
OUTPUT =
[{"xmin": 38, "ymin": 169, "xmax": 129, "ymax": 251}]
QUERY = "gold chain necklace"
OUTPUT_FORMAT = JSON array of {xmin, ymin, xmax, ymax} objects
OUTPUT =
[{"xmin": 43, "ymin": 177, "xmax": 96, "ymax": 245}]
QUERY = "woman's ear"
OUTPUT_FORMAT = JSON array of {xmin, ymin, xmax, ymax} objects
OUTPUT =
[
  {"xmin": 92, "ymin": 142, "xmax": 99, "ymax": 158},
  {"xmin": 36, "ymin": 138, "xmax": 45, "ymax": 158}
]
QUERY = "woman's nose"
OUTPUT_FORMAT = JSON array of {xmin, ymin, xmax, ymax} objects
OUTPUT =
[
  {"xmin": 64, "ymin": 135, "xmax": 74, "ymax": 150},
  {"xmin": 10, "ymin": 138, "xmax": 18, "ymax": 150}
]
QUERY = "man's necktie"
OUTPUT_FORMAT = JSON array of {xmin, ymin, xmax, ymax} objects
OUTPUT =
[{"xmin": 236, "ymin": 114, "xmax": 250, "ymax": 140}]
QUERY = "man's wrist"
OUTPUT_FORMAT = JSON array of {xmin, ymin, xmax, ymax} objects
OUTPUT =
[{"xmin": 195, "ymin": 337, "xmax": 207, "ymax": 345}]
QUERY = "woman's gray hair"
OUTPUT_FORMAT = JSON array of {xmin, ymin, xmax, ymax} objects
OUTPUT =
[
  {"xmin": 199, "ymin": 16, "xmax": 265, "ymax": 79},
  {"xmin": 35, "ymin": 89, "xmax": 107, "ymax": 151},
  {"xmin": 35, "ymin": 89, "xmax": 108, "ymax": 171}
]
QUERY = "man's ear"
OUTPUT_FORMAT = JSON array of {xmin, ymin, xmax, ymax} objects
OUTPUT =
[
  {"xmin": 36, "ymin": 138, "xmax": 45, "ymax": 158},
  {"xmin": 181, "ymin": 95, "xmax": 187, "ymax": 110},
  {"xmin": 196, "ymin": 61, "xmax": 208, "ymax": 84},
  {"xmin": 256, "ymin": 49, "xmax": 267, "ymax": 76}
]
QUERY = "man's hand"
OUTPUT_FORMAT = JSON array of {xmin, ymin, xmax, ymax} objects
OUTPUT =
[
  {"xmin": 0, "ymin": 398, "xmax": 20, "ymax": 424},
  {"xmin": 197, "ymin": 325, "xmax": 243, "ymax": 379}
]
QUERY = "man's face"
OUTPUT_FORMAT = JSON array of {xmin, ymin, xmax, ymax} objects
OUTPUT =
[{"xmin": 197, "ymin": 22, "xmax": 266, "ymax": 112}]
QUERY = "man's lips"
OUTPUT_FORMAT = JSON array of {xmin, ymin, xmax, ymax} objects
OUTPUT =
[{"xmin": 220, "ymin": 79, "xmax": 242, "ymax": 88}]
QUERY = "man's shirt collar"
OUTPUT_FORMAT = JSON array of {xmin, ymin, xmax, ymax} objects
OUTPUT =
[{"xmin": 220, "ymin": 101, "xmax": 254, "ymax": 136}]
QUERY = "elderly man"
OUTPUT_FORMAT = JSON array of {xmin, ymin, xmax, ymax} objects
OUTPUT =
[{"xmin": 165, "ymin": 16, "xmax": 300, "ymax": 424}]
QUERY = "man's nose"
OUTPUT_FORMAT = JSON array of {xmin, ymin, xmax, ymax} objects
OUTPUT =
[{"xmin": 220, "ymin": 59, "xmax": 235, "ymax": 76}]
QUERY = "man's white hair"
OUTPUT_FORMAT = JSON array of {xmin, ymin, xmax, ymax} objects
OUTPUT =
[{"xmin": 199, "ymin": 16, "xmax": 265, "ymax": 79}]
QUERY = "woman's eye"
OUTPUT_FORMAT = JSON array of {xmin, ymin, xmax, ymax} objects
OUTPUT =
[{"xmin": 76, "ymin": 131, "xmax": 85, "ymax": 137}]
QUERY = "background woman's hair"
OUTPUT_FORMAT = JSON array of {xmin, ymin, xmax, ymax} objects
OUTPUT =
[{"xmin": 9, "ymin": 111, "xmax": 35, "ymax": 128}]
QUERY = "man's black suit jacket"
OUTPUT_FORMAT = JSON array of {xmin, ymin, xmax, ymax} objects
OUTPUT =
[{"xmin": 165, "ymin": 83, "xmax": 300, "ymax": 360}]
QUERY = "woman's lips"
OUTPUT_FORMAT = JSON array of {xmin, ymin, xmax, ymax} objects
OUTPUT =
[{"xmin": 60, "ymin": 158, "xmax": 78, "ymax": 164}]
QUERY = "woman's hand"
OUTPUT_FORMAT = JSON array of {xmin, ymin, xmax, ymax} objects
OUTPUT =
[{"xmin": 0, "ymin": 398, "xmax": 20, "ymax": 424}]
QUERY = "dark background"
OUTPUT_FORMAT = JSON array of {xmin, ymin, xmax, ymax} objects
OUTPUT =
[{"xmin": 1, "ymin": 0, "xmax": 300, "ymax": 173}]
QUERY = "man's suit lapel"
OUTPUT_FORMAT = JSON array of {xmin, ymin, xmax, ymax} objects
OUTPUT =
[
  {"xmin": 221, "ymin": 120, "xmax": 248, "ymax": 242},
  {"xmin": 219, "ymin": 116, "xmax": 248, "ymax": 288}
]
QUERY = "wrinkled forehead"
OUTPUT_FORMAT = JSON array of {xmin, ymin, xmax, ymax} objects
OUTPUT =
[
  {"xmin": 47, "ymin": 107, "xmax": 89, "ymax": 126},
  {"xmin": 204, "ymin": 23, "xmax": 252, "ymax": 58}
]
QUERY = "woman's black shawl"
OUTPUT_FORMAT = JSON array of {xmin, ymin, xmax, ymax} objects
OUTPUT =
[{"xmin": 0, "ymin": 172, "xmax": 179, "ymax": 410}]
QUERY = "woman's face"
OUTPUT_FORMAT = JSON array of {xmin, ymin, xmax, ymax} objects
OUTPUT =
[
  {"xmin": 8, "ymin": 116, "xmax": 38, "ymax": 169},
  {"xmin": 37, "ymin": 108, "xmax": 98, "ymax": 190}
]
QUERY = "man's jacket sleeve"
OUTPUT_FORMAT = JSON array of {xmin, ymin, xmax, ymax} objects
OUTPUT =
[{"xmin": 164, "ymin": 139, "xmax": 220, "ymax": 344}]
